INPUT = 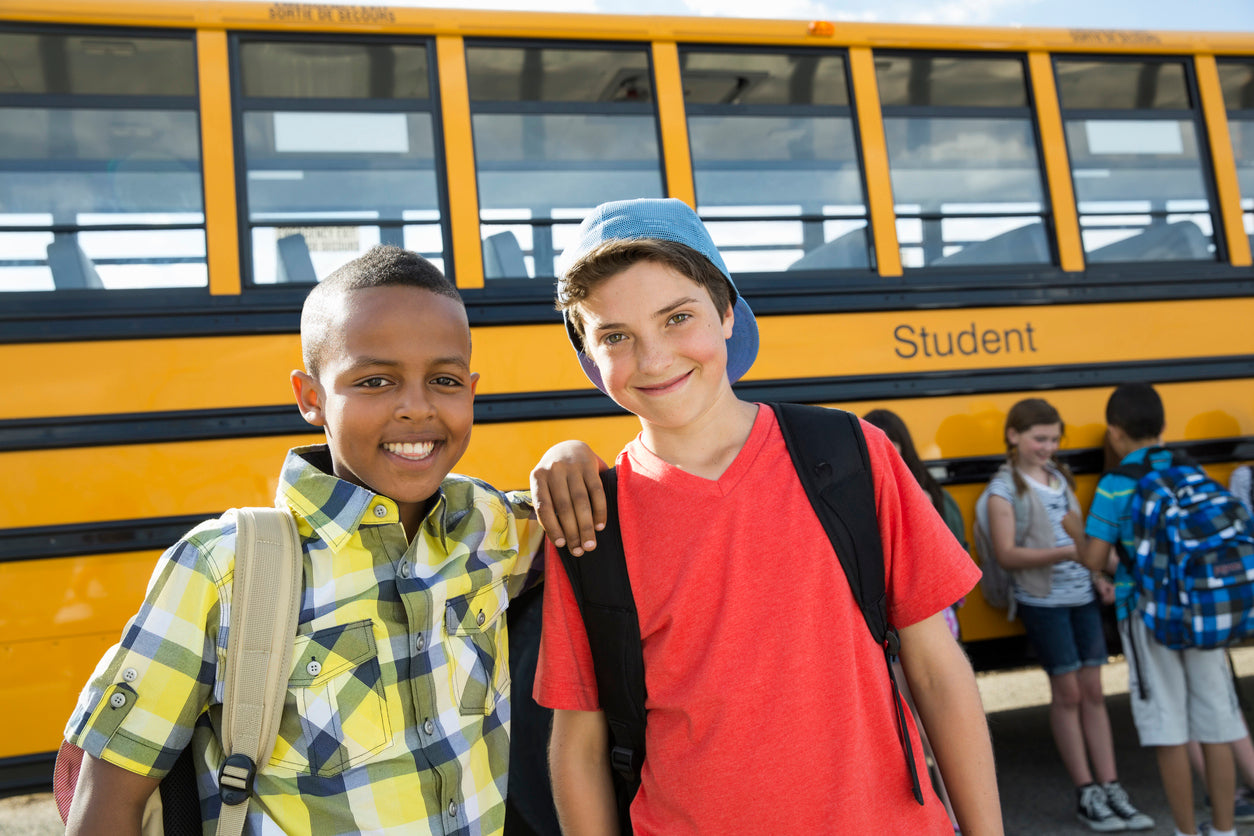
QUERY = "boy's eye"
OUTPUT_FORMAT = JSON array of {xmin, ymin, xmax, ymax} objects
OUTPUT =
[
  {"xmin": 431, "ymin": 375, "xmax": 462, "ymax": 387},
  {"xmin": 667, "ymin": 312, "xmax": 692, "ymax": 325},
  {"xmin": 358, "ymin": 376, "xmax": 390, "ymax": 388},
  {"xmin": 602, "ymin": 333, "xmax": 626, "ymax": 346}
]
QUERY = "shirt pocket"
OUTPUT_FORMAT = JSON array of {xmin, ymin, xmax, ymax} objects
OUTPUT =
[
  {"xmin": 269, "ymin": 619, "xmax": 392, "ymax": 777},
  {"xmin": 443, "ymin": 579, "xmax": 510, "ymax": 716}
]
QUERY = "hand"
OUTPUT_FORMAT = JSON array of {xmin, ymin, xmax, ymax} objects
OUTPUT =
[
  {"xmin": 531, "ymin": 441, "xmax": 607, "ymax": 555},
  {"xmin": 1093, "ymin": 573, "xmax": 1115, "ymax": 605}
]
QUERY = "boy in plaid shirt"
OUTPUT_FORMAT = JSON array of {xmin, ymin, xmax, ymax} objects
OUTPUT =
[
  {"xmin": 1069, "ymin": 382, "xmax": 1245, "ymax": 836},
  {"xmin": 64, "ymin": 245, "xmax": 597, "ymax": 835}
]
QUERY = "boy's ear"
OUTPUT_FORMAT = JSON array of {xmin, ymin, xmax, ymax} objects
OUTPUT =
[
  {"xmin": 291, "ymin": 370, "xmax": 327, "ymax": 427},
  {"xmin": 469, "ymin": 371, "xmax": 480, "ymax": 398},
  {"xmin": 721, "ymin": 303, "xmax": 735, "ymax": 340}
]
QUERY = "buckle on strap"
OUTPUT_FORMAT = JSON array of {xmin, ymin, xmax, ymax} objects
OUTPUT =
[
  {"xmin": 218, "ymin": 753, "xmax": 257, "ymax": 806},
  {"xmin": 610, "ymin": 746, "xmax": 639, "ymax": 777}
]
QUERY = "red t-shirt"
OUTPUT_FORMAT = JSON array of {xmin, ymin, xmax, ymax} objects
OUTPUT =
[{"xmin": 535, "ymin": 405, "xmax": 979, "ymax": 834}]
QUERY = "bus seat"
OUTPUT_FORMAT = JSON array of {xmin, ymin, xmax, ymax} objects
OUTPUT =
[
  {"xmin": 46, "ymin": 238, "xmax": 106, "ymax": 290},
  {"xmin": 276, "ymin": 233, "xmax": 318, "ymax": 283},
  {"xmin": 482, "ymin": 231, "xmax": 528, "ymax": 279},
  {"xmin": 1087, "ymin": 220, "xmax": 1211, "ymax": 263},
  {"xmin": 786, "ymin": 229, "xmax": 870, "ymax": 271},
  {"xmin": 931, "ymin": 223, "xmax": 1050, "ymax": 266}
]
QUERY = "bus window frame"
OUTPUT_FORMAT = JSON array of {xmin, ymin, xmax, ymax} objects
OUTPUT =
[
  {"xmin": 464, "ymin": 36, "xmax": 668, "ymax": 282},
  {"xmin": 1053, "ymin": 52, "xmax": 1230, "ymax": 266},
  {"xmin": 676, "ymin": 42, "xmax": 878, "ymax": 285},
  {"xmin": 0, "ymin": 21, "xmax": 208, "ymax": 297},
  {"xmin": 873, "ymin": 48, "xmax": 1058, "ymax": 275},
  {"xmin": 229, "ymin": 30, "xmax": 454, "ymax": 289}
]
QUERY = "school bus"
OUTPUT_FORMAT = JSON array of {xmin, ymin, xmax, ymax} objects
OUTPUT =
[{"xmin": 2, "ymin": 0, "xmax": 1253, "ymax": 790}]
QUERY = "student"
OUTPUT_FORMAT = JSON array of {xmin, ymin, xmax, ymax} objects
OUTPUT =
[
  {"xmin": 1070, "ymin": 382, "xmax": 1246, "ymax": 836},
  {"xmin": 983, "ymin": 397, "xmax": 1151, "ymax": 832},
  {"xmin": 534, "ymin": 198, "xmax": 1002, "ymax": 834},
  {"xmin": 62, "ymin": 245, "xmax": 598, "ymax": 836}
]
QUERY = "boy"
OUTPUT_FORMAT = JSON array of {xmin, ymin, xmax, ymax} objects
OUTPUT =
[
  {"xmin": 1070, "ymin": 382, "xmax": 1245, "ymax": 836},
  {"xmin": 534, "ymin": 198, "xmax": 1002, "ymax": 834},
  {"xmin": 63, "ymin": 245, "xmax": 596, "ymax": 835}
]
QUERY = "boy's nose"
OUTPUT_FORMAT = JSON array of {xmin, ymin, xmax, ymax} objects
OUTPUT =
[
  {"xmin": 395, "ymin": 385, "xmax": 435, "ymax": 420},
  {"xmin": 635, "ymin": 337, "xmax": 670, "ymax": 375}
]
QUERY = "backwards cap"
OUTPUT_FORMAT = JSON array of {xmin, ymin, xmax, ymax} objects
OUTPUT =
[{"xmin": 557, "ymin": 197, "xmax": 759, "ymax": 394}]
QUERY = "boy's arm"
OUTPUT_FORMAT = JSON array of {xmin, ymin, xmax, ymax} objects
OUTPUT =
[
  {"xmin": 548, "ymin": 708, "xmax": 620, "ymax": 836},
  {"xmin": 986, "ymin": 495, "xmax": 1075, "ymax": 569},
  {"xmin": 65, "ymin": 752, "xmax": 159, "ymax": 836},
  {"xmin": 531, "ymin": 440, "xmax": 608, "ymax": 557},
  {"xmin": 899, "ymin": 612, "xmax": 1003, "ymax": 836}
]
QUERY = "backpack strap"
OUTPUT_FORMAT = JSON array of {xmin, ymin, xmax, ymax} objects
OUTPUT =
[
  {"xmin": 554, "ymin": 470, "xmax": 643, "ymax": 830},
  {"xmin": 216, "ymin": 507, "xmax": 302, "ymax": 836},
  {"xmin": 771, "ymin": 402, "xmax": 924, "ymax": 805}
]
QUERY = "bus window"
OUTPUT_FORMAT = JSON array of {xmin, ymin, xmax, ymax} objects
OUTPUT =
[
  {"xmin": 679, "ymin": 49, "xmax": 870, "ymax": 276},
  {"xmin": 466, "ymin": 44, "xmax": 664, "ymax": 280},
  {"xmin": 876, "ymin": 54, "xmax": 1051, "ymax": 269},
  {"xmin": 0, "ymin": 28, "xmax": 205, "ymax": 292},
  {"xmin": 1055, "ymin": 58, "xmax": 1217, "ymax": 263},
  {"xmin": 1218, "ymin": 60, "xmax": 1254, "ymax": 252},
  {"xmin": 236, "ymin": 38, "xmax": 446, "ymax": 284}
]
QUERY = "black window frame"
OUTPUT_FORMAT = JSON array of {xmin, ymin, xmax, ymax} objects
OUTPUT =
[
  {"xmin": 677, "ymin": 43, "xmax": 877, "ymax": 286},
  {"xmin": 229, "ymin": 30, "xmax": 454, "ymax": 289}
]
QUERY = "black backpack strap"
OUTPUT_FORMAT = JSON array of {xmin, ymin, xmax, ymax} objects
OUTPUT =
[
  {"xmin": 771, "ymin": 402, "xmax": 924, "ymax": 806},
  {"xmin": 554, "ymin": 468, "xmax": 644, "ymax": 831}
]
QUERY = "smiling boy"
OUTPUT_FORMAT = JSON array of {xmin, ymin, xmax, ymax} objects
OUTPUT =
[
  {"xmin": 534, "ymin": 199, "xmax": 1003, "ymax": 834},
  {"xmin": 63, "ymin": 246, "xmax": 590, "ymax": 836}
]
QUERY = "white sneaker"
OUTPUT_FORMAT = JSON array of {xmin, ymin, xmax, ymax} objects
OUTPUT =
[
  {"xmin": 1101, "ymin": 781, "xmax": 1154, "ymax": 831},
  {"xmin": 1077, "ymin": 783, "xmax": 1127, "ymax": 832}
]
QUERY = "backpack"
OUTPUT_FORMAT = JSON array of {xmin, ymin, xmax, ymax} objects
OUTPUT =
[
  {"xmin": 54, "ymin": 507, "xmax": 303, "ymax": 836},
  {"xmin": 555, "ymin": 403, "xmax": 924, "ymax": 831},
  {"xmin": 972, "ymin": 488, "xmax": 1014, "ymax": 613},
  {"xmin": 1114, "ymin": 448, "xmax": 1254, "ymax": 650}
]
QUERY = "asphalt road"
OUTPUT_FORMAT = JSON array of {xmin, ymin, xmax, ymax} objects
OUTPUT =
[{"xmin": 7, "ymin": 649, "xmax": 1254, "ymax": 834}]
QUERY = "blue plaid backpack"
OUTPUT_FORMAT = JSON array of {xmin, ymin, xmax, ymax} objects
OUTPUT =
[{"xmin": 1114, "ymin": 448, "xmax": 1254, "ymax": 650}]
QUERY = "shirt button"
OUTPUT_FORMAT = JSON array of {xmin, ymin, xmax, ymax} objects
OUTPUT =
[
  {"xmin": 399, "ymin": 561, "xmax": 411, "ymax": 579},
  {"xmin": 373, "ymin": 504, "xmax": 387, "ymax": 518},
  {"xmin": 415, "ymin": 634, "xmax": 425, "ymax": 652},
  {"xmin": 448, "ymin": 800, "xmax": 458, "ymax": 818},
  {"xmin": 306, "ymin": 660, "xmax": 322, "ymax": 676},
  {"xmin": 476, "ymin": 610, "xmax": 486, "ymax": 627},
  {"xmin": 122, "ymin": 668, "xmax": 138, "ymax": 682},
  {"xmin": 424, "ymin": 718, "xmax": 435, "ymax": 735},
  {"xmin": 109, "ymin": 692, "xmax": 127, "ymax": 709}
]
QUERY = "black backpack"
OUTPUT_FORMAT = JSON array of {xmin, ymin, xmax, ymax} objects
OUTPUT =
[{"xmin": 556, "ymin": 403, "xmax": 924, "ymax": 830}]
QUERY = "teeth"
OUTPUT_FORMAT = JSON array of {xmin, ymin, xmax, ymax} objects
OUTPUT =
[{"xmin": 384, "ymin": 441, "xmax": 434, "ymax": 459}]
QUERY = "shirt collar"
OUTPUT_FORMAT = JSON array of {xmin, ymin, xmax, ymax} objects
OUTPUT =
[{"xmin": 277, "ymin": 444, "xmax": 451, "ymax": 552}]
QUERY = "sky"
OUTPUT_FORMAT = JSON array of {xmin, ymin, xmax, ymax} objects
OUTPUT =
[{"xmin": 313, "ymin": 0, "xmax": 1254, "ymax": 33}]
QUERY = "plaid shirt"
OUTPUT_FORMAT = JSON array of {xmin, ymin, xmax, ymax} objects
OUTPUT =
[{"xmin": 65, "ymin": 445, "xmax": 544, "ymax": 835}]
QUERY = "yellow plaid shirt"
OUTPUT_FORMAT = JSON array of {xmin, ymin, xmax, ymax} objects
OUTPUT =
[{"xmin": 65, "ymin": 445, "xmax": 544, "ymax": 835}]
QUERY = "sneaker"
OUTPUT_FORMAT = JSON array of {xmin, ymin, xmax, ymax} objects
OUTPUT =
[
  {"xmin": 1101, "ymin": 781, "xmax": 1154, "ymax": 830},
  {"xmin": 1236, "ymin": 787, "xmax": 1254, "ymax": 824},
  {"xmin": 1077, "ymin": 783, "xmax": 1128, "ymax": 832}
]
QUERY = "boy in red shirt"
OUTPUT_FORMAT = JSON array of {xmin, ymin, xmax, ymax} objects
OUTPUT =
[{"xmin": 534, "ymin": 198, "xmax": 1002, "ymax": 834}]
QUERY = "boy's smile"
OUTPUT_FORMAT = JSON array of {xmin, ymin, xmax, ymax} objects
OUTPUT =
[
  {"xmin": 293, "ymin": 285, "xmax": 477, "ymax": 534},
  {"xmin": 580, "ymin": 260, "xmax": 734, "ymax": 432}
]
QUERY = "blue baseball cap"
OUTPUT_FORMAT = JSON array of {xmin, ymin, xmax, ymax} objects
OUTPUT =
[{"xmin": 557, "ymin": 198, "xmax": 759, "ymax": 394}]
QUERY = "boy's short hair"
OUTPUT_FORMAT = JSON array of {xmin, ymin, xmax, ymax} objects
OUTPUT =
[
  {"xmin": 555, "ymin": 198, "xmax": 759, "ymax": 394},
  {"xmin": 1106, "ymin": 382, "xmax": 1165, "ymax": 441},
  {"xmin": 558, "ymin": 237, "xmax": 733, "ymax": 344},
  {"xmin": 301, "ymin": 244, "xmax": 463, "ymax": 377}
]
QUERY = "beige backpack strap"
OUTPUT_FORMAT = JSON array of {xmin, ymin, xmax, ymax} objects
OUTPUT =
[{"xmin": 216, "ymin": 507, "xmax": 302, "ymax": 836}]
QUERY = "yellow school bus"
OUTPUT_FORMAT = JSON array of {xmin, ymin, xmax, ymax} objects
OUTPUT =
[{"xmin": 2, "ymin": 0, "xmax": 1253, "ymax": 789}]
